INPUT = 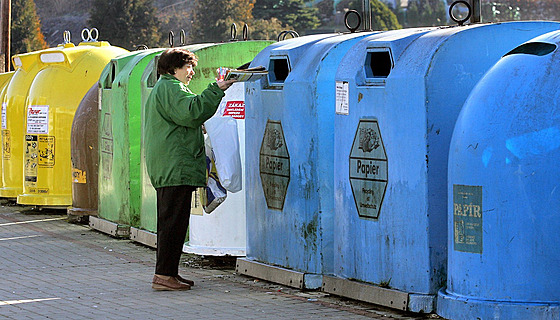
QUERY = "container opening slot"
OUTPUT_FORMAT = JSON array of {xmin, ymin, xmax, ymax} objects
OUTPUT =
[
  {"xmin": 147, "ymin": 69, "xmax": 159, "ymax": 88},
  {"xmin": 104, "ymin": 63, "xmax": 116, "ymax": 89},
  {"xmin": 365, "ymin": 51, "xmax": 392, "ymax": 78},
  {"xmin": 504, "ymin": 42, "xmax": 557, "ymax": 57},
  {"xmin": 269, "ymin": 58, "xmax": 290, "ymax": 83},
  {"xmin": 147, "ymin": 57, "xmax": 161, "ymax": 88}
]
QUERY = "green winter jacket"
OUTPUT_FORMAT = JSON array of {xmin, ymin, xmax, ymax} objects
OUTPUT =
[{"xmin": 144, "ymin": 73, "xmax": 225, "ymax": 188}]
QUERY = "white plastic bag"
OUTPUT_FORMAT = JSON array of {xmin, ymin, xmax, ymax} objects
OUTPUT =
[{"xmin": 204, "ymin": 115, "xmax": 242, "ymax": 193}]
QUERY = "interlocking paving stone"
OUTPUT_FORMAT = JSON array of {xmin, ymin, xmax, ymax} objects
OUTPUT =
[{"xmin": 0, "ymin": 206, "xmax": 440, "ymax": 319}]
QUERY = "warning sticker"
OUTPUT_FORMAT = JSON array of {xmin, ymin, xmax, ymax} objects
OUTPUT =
[
  {"xmin": 223, "ymin": 101, "xmax": 245, "ymax": 119},
  {"xmin": 72, "ymin": 168, "xmax": 86, "ymax": 184},
  {"xmin": 25, "ymin": 135, "xmax": 38, "ymax": 187},
  {"xmin": 335, "ymin": 81, "xmax": 349, "ymax": 115},
  {"xmin": 27, "ymin": 105, "xmax": 49, "ymax": 134},
  {"xmin": 2, "ymin": 129, "xmax": 10, "ymax": 159},
  {"xmin": 1, "ymin": 102, "xmax": 6, "ymax": 129},
  {"xmin": 38, "ymin": 136, "xmax": 55, "ymax": 167}
]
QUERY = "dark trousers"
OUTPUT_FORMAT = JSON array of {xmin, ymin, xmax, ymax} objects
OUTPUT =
[{"xmin": 155, "ymin": 185, "xmax": 195, "ymax": 276}]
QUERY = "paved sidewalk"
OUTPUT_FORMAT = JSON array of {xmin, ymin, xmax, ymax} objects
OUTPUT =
[{"xmin": 0, "ymin": 206, "xmax": 439, "ymax": 320}]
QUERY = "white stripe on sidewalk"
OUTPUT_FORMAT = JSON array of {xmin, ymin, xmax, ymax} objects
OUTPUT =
[{"xmin": 0, "ymin": 217, "xmax": 66, "ymax": 227}]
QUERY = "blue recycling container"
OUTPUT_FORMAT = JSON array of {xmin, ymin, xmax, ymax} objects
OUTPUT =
[
  {"xmin": 437, "ymin": 30, "xmax": 560, "ymax": 320},
  {"xmin": 239, "ymin": 32, "xmax": 382, "ymax": 289},
  {"xmin": 327, "ymin": 21, "xmax": 560, "ymax": 313}
]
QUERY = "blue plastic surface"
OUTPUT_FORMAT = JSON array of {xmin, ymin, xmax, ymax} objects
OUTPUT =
[
  {"xmin": 332, "ymin": 21, "xmax": 560, "ymax": 310},
  {"xmin": 244, "ymin": 32, "xmax": 376, "ymax": 280},
  {"xmin": 437, "ymin": 30, "xmax": 560, "ymax": 320}
]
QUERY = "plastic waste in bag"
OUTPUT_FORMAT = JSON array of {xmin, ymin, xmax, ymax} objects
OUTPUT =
[
  {"xmin": 204, "ymin": 115, "xmax": 242, "ymax": 192},
  {"xmin": 200, "ymin": 135, "xmax": 227, "ymax": 213}
]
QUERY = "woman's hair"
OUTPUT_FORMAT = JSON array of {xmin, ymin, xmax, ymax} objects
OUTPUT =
[{"xmin": 157, "ymin": 48, "xmax": 198, "ymax": 75}]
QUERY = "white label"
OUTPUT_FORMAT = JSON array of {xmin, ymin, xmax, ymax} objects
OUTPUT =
[
  {"xmin": 13, "ymin": 57, "xmax": 22, "ymax": 67},
  {"xmin": 1, "ymin": 102, "xmax": 6, "ymax": 129},
  {"xmin": 27, "ymin": 105, "xmax": 49, "ymax": 134},
  {"xmin": 40, "ymin": 52, "xmax": 66, "ymax": 63},
  {"xmin": 335, "ymin": 81, "xmax": 349, "ymax": 115}
]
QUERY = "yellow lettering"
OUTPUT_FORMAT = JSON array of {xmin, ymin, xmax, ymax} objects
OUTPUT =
[
  {"xmin": 454, "ymin": 203, "xmax": 462, "ymax": 216},
  {"xmin": 455, "ymin": 203, "xmax": 482, "ymax": 218},
  {"xmin": 473, "ymin": 205, "xmax": 481, "ymax": 218}
]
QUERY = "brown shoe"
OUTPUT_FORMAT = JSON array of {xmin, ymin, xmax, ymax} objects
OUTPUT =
[
  {"xmin": 152, "ymin": 275, "xmax": 191, "ymax": 291},
  {"xmin": 175, "ymin": 275, "xmax": 195, "ymax": 286}
]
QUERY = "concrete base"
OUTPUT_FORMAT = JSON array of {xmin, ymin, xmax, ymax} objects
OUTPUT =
[
  {"xmin": 183, "ymin": 242, "xmax": 245, "ymax": 257},
  {"xmin": 236, "ymin": 258, "xmax": 322, "ymax": 290},
  {"xmin": 67, "ymin": 207, "xmax": 97, "ymax": 216},
  {"xmin": 89, "ymin": 216, "xmax": 130, "ymax": 238},
  {"xmin": 322, "ymin": 276, "xmax": 435, "ymax": 313},
  {"xmin": 130, "ymin": 227, "xmax": 157, "ymax": 248},
  {"xmin": 437, "ymin": 289, "xmax": 560, "ymax": 320},
  {"xmin": 67, "ymin": 207, "xmax": 97, "ymax": 223}
]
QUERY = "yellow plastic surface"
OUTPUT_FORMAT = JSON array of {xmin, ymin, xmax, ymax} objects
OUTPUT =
[
  {"xmin": 17, "ymin": 42, "xmax": 128, "ymax": 206},
  {"xmin": 0, "ymin": 71, "xmax": 15, "ymax": 190},
  {"xmin": 0, "ymin": 50, "xmax": 51, "ymax": 199}
]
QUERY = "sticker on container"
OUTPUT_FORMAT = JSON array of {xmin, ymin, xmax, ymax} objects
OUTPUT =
[
  {"xmin": 38, "ymin": 136, "xmax": 55, "ymax": 167},
  {"xmin": 72, "ymin": 168, "xmax": 87, "ymax": 184},
  {"xmin": 223, "ymin": 101, "xmax": 245, "ymax": 119},
  {"xmin": 2, "ymin": 130, "xmax": 10, "ymax": 159},
  {"xmin": 259, "ymin": 120, "xmax": 290, "ymax": 211},
  {"xmin": 24, "ymin": 135, "xmax": 38, "ymax": 187},
  {"xmin": 27, "ymin": 105, "xmax": 49, "ymax": 134},
  {"xmin": 100, "ymin": 113, "xmax": 113, "ymax": 180},
  {"xmin": 335, "ymin": 81, "xmax": 349, "ymax": 115},
  {"xmin": 349, "ymin": 119, "xmax": 388, "ymax": 219},
  {"xmin": 191, "ymin": 187, "xmax": 204, "ymax": 216},
  {"xmin": 1, "ymin": 102, "xmax": 7, "ymax": 129},
  {"xmin": 453, "ymin": 184, "xmax": 483, "ymax": 254}
]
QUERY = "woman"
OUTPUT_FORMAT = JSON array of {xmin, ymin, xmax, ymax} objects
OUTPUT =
[{"xmin": 144, "ymin": 48, "xmax": 235, "ymax": 291}]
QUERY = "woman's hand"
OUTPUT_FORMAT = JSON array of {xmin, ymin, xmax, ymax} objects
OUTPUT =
[{"xmin": 217, "ymin": 79, "xmax": 237, "ymax": 91}]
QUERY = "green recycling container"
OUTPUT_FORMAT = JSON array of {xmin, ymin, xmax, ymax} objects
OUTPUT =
[
  {"xmin": 98, "ymin": 41, "xmax": 272, "ymax": 242},
  {"xmin": 98, "ymin": 49, "xmax": 166, "ymax": 228}
]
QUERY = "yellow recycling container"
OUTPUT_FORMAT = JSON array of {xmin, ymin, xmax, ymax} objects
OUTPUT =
[
  {"xmin": 0, "ymin": 72, "xmax": 13, "ymax": 87},
  {"xmin": 0, "ymin": 71, "xmax": 13, "ymax": 98},
  {"xmin": 0, "ymin": 51, "xmax": 49, "ymax": 199},
  {"xmin": 17, "ymin": 40, "xmax": 128, "ymax": 206},
  {"xmin": 0, "ymin": 71, "xmax": 15, "ymax": 191}
]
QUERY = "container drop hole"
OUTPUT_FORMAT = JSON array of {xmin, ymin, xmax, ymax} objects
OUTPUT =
[
  {"xmin": 365, "ymin": 51, "xmax": 392, "ymax": 78},
  {"xmin": 104, "ymin": 62, "xmax": 116, "ymax": 89},
  {"xmin": 505, "ymin": 42, "xmax": 557, "ymax": 57},
  {"xmin": 269, "ymin": 58, "xmax": 290, "ymax": 82}
]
